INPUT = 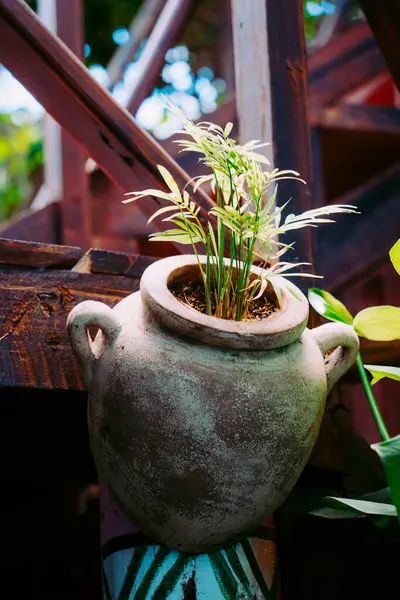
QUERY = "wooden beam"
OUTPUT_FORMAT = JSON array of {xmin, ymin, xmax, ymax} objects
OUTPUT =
[
  {"xmin": 36, "ymin": 0, "xmax": 63, "ymax": 208},
  {"xmin": 72, "ymin": 248, "xmax": 155, "ymax": 278},
  {"xmin": 106, "ymin": 0, "xmax": 165, "ymax": 91},
  {"xmin": 360, "ymin": 339, "xmax": 400, "ymax": 368},
  {"xmin": 266, "ymin": 0, "xmax": 314, "ymax": 272},
  {"xmin": 308, "ymin": 22, "xmax": 385, "ymax": 108},
  {"xmin": 125, "ymin": 0, "xmax": 193, "ymax": 115},
  {"xmin": 0, "ymin": 0, "xmax": 215, "ymax": 230},
  {"xmin": 0, "ymin": 242, "xmax": 157, "ymax": 390},
  {"xmin": 231, "ymin": 0, "xmax": 274, "ymax": 166},
  {"xmin": 217, "ymin": 0, "xmax": 235, "ymax": 95},
  {"xmin": 0, "ymin": 237, "xmax": 81, "ymax": 268},
  {"xmin": 309, "ymin": 127, "xmax": 326, "ymax": 209},
  {"xmin": 314, "ymin": 163, "xmax": 400, "ymax": 292},
  {"xmin": 311, "ymin": 104, "xmax": 400, "ymax": 134},
  {"xmin": 0, "ymin": 268, "xmax": 137, "ymax": 389},
  {"xmin": 0, "ymin": 203, "xmax": 61, "ymax": 245},
  {"xmin": 56, "ymin": 0, "xmax": 92, "ymax": 250},
  {"xmin": 359, "ymin": 0, "xmax": 400, "ymax": 92}
]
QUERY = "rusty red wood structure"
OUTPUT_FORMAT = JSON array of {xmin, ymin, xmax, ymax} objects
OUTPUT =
[{"xmin": 1, "ymin": 0, "xmax": 400, "ymax": 597}]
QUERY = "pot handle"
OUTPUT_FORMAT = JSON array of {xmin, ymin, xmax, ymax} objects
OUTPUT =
[
  {"xmin": 67, "ymin": 301, "xmax": 120, "ymax": 387},
  {"xmin": 310, "ymin": 322, "xmax": 359, "ymax": 394}
]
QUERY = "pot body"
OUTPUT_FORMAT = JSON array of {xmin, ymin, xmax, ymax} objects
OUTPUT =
[{"xmin": 67, "ymin": 256, "xmax": 359, "ymax": 552}]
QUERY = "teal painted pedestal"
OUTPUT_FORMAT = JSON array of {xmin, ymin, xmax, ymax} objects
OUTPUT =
[{"xmin": 101, "ymin": 489, "xmax": 279, "ymax": 599}]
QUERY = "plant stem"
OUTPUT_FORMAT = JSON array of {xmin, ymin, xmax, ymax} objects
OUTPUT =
[{"xmin": 356, "ymin": 353, "xmax": 390, "ymax": 442}]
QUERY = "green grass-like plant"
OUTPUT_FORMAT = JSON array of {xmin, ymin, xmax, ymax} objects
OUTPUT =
[{"xmin": 125, "ymin": 103, "xmax": 356, "ymax": 321}]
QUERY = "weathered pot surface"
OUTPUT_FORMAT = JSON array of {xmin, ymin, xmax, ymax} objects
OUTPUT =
[{"xmin": 67, "ymin": 255, "xmax": 359, "ymax": 552}]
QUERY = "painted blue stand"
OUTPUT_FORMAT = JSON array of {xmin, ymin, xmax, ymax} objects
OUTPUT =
[{"xmin": 101, "ymin": 488, "xmax": 278, "ymax": 600}]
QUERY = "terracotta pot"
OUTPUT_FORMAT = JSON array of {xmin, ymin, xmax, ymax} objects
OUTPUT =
[{"xmin": 67, "ymin": 255, "xmax": 359, "ymax": 552}]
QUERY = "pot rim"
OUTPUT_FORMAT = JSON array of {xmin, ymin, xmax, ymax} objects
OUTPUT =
[{"xmin": 140, "ymin": 255, "xmax": 309, "ymax": 350}]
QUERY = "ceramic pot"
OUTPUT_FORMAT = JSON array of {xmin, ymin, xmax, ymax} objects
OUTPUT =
[{"xmin": 67, "ymin": 255, "xmax": 359, "ymax": 552}]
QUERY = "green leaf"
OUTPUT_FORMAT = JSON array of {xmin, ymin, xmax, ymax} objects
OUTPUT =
[
  {"xmin": 372, "ymin": 435, "xmax": 400, "ymax": 519},
  {"xmin": 157, "ymin": 165, "xmax": 182, "ymax": 200},
  {"xmin": 354, "ymin": 306, "xmax": 400, "ymax": 341},
  {"xmin": 309, "ymin": 496, "xmax": 397, "ymax": 519},
  {"xmin": 122, "ymin": 189, "xmax": 173, "ymax": 203},
  {"xmin": 147, "ymin": 205, "xmax": 181, "ymax": 224},
  {"xmin": 390, "ymin": 239, "xmax": 400, "ymax": 275},
  {"xmin": 364, "ymin": 365, "xmax": 400, "ymax": 386},
  {"xmin": 308, "ymin": 288, "xmax": 353, "ymax": 324},
  {"xmin": 224, "ymin": 122, "xmax": 233, "ymax": 137},
  {"xmin": 149, "ymin": 229, "xmax": 201, "ymax": 244}
]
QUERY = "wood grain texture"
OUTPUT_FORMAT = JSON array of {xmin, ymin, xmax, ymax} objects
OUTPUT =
[
  {"xmin": 72, "ymin": 248, "xmax": 157, "ymax": 277},
  {"xmin": 56, "ymin": 0, "xmax": 92, "ymax": 250},
  {"xmin": 231, "ymin": 0, "xmax": 274, "ymax": 166},
  {"xmin": 0, "ymin": 237, "xmax": 82, "ymax": 268},
  {"xmin": 0, "ymin": 0, "xmax": 215, "ymax": 232},
  {"xmin": 266, "ymin": 0, "xmax": 314, "ymax": 282},
  {"xmin": 0, "ymin": 269, "xmax": 139, "ymax": 390},
  {"xmin": 359, "ymin": 0, "xmax": 400, "ymax": 93},
  {"xmin": 314, "ymin": 163, "xmax": 400, "ymax": 292}
]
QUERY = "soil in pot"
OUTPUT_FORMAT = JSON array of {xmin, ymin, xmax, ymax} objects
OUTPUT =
[{"xmin": 168, "ymin": 264, "xmax": 280, "ymax": 321}]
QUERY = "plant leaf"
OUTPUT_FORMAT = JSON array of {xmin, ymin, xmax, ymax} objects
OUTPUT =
[
  {"xmin": 149, "ymin": 228, "xmax": 201, "ymax": 244},
  {"xmin": 354, "ymin": 306, "xmax": 400, "ymax": 341},
  {"xmin": 224, "ymin": 122, "xmax": 233, "ymax": 137},
  {"xmin": 389, "ymin": 239, "xmax": 400, "ymax": 275},
  {"xmin": 309, "ymin": 496, "xmax": 397, "ymax": 519},
  {"xmin": 364, "ymin": 365, "xmax": 400, "ymax": 386},
  {"xmin": 147, "ymin": 205, "xmax": 181, "ymax": 224},
  {"xmin": 157, "ymin": 165, "xmax": 182, "ymax": 200},
  {"xmin": 308, "ymin": 288, "xmax": 353, "ymax": 324},
  {"xmin": 122, "ymin": 189, "xmax": 172, "ymax": 203},
  {"xmin": 372, "ymin": 435, "xmax": 400, "ymax": 520}
]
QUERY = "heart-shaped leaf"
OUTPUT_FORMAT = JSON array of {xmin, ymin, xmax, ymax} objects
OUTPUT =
[
  {"xmin": 364, "ymin": 365, "xmax": 400, "ymax": 385},
  {"xmin": 372, "ymin": 435, "xmax": 400, "ymax": 520},
  {"xmin": 390, "ymin": 239, "xmax": 400, "ymax": 275},
  {"xmin": 308, "ymin": 288, "xmax": 353, "ymax": 324},
  {"xmin": 353, "ymin": 306, "xmax": 400, "ymax": 341}
]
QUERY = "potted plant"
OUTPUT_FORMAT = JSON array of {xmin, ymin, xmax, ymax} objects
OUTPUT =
[{"xmin": 67, "ymin": 106, "xmax": 359, "ymax": 553}]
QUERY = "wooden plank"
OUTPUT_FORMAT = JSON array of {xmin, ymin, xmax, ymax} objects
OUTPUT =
[
  {"xmin": 56, "ymin": 0, "xmax": 92, "ymax": 249},
  {"xmin": 0, "ymin": 203, "xmax": 60, "ymax": 245},
  {"xmin": 0, "ymin": 269, "xmax": 139, "ymax": 390},
  {"xmin": 311, "ymin": 104, "xmax": 400, "ymax": 134},
  {"xmin": 361, "ymin": 340, "xmax": 400, "ymax": 368},
  {"xmin": 125, "ymin": 0, "xmax": 193, "ymax": 115},
  {"xmin": 37, "ymin": 0, "xmax": 63, "ymax": 210},
  {"xmin": 106, "ymin": 0, "xmax": 165, "ymax": 90},
  {"xmin": 308, "ymin": 21, "xmax": 377, "ymax": 79},
  {"xmin": 314, "ymin": 163, "xmax": 400, "ymax": 292},
  {"xmin": 217, "ymin": 0, "xmax": 235, "ymax": 95},
  {"xmin": 0, "ymin": 0, "xmax": 215, "ymax": 230},
  {"xmin": 231, "ymin": 0, "xmax": 274, "ymax": 166},
  {"xmin": 72, "ymin": 249, "xmax": 157, "ymax": 277},
  {"xmin": 266, "ymin": 0, "xmax": 314, "ymax": 274},
  {"xmin": 0, "ymin": 238, "xmax": 82, "ymax": 268},
  {"xmin": 308, "ymin": 22, "xmax": 385, "ymax": 108},
  {"xmin": 309, "ymin": 127, "xmax": 325, "ymax": 209},
  {"xmin": 359, "ymin": 0, "xmax": 400, "ymax": 92}
]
